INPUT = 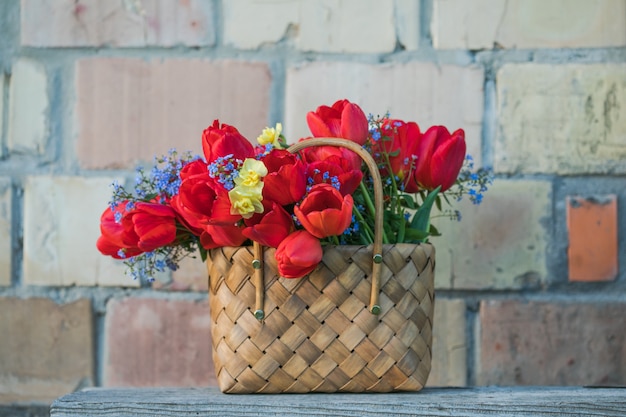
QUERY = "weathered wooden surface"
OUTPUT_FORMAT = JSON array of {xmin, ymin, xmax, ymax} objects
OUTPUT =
[{"xmin": 51, "ymin": 386, "xmax": 626, "ymax": 416}]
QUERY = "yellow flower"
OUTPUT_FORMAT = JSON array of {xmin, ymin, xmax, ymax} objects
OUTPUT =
[
  {"xmin": 257, "ymin": 123, "xmax": 283, "ymax": 149},
  {"xmin": 229, "ymin": 184, "xmax": 264, "ymax": 219},
  {"xmin": 235, "ymin": 158, "xmax": 268, "ymax": 188}
]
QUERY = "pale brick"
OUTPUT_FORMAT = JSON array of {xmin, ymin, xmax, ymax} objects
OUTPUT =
[
  {"xmin": 8, "ymin": 58, "xmax": 48, "ymax": 155},
  {"xmin": 427, "ymin": 299, "xmax": 467, "ymax": 387},
  {"xmin": 300, "ymin": 0, "xmax": 395, "ymax": 53},
  {"xmin": 224, "ymin": 0, "xmax": 396, "ymax": 53},
  {"xmin": 432, "ymin": 0, "xmax": 626, "ymax": 50},
  {"xmin": 0, "ymin": 298, "xmax": 94, "ymax": 403},
  {"xmin": 495, "ymin": 63, "xmax": 626, "ymax": 174},
  {"xmin": 285, "ymin": 61, "xmax": 484, "ymax": 165},
  {"xmin": 223, "ymin": 0, "xmax": 300, "ymax": 49},
  {"xmin": 395, "ymin": 0, "xmax": 420, "ymax": 51},
  {"xmin": 433, "ymin": 179, "xmax": 551, "ymax": 290},
  {"xmin": 153, "ymin": 251, "xmax": 209, "ymax": 292},
  {"xmin": 477, "ymin": 300, "xmax": 626, "ymax": 386},
  {"xmin": 21, "ymin": 0, "xmax": 215, "ymax": 47},
  {"xmin": 75, "ymin": 58, "xmax": 271, "ymax": 169},
  {"xmin": 0, "ymin": 74, "xmax": 3, "ymax": 159},
  {"xmin": 23, "ymin": 176, "xmax": 136, "ymax": 287},
  {"xmin": 103, "ymin": 297, "xmax": 216, "ymax": 387},
  {"xmin": 0, "ymin": 179, "xmax": 10, "ymax": 286}
]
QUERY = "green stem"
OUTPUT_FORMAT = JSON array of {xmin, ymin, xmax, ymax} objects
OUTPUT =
[
  {"xmin": 397, "ymin": 214, "xmax": 406, "ymax": 243},
  {"xmin": 358, "ymin": 181, "xmax": 390, "ymax": 244},
  {"xmin": 352, "ymin": 205, "xmax": 374, "ymax": 244}
]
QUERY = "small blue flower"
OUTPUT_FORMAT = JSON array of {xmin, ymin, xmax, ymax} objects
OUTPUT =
[{"xmin": 155, "ymin": 260, "xmax": 166, "ymax": 271}]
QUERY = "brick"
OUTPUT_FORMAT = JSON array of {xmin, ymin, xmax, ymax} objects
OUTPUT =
[
  {"xmin": 153, "ymin": 251, "xmax": 209, "ymax": 292},
  {"xmin": 23, "ymin": 176, "xmax": 136, "ymax": 287},
  {"xmin": 103, "ymin": 297, "xmax": 216, "ymax": 387},
  {"xmin": 222, "ymin": 0, "xmax": 300, "ymax": 49},
  {"xmin": 0, "ymin": 179, "xmax": 10, "ymax": 286},
  {"xmin": 427, "ymin": 299, "xmax": 467, "ymax": 387},
  {"xmin": 567, "ymin": 195, "xmax": 618, "ymax": 282},
  {"xmin": 0, "ymin": 298, "xmax": 94, "ymax": 403},
  {"xmin": 432, "ymin": 0, "xmax": 626, "ymax": 50},
  {"xmin": 395, "ymin": 0, "xmax": 420, "ymax": 51},
  {"xmin": 0, "ymin": 74, "xmax": 3, "ymax": 159},
  {"xmin": 75, "ymin": 58, "xmax": 271, "ymax": 169},
  {"xmin": 21, "ymin": 0, "xmax": 215, "ymax": 47},
  {"xmin": 433, "ymin": 179, "xmax": 551, "ymax": 290},
  {"xmin": 8, "ymin": 58, "xmax": 48, "ymax": 155},
  {"xmin": 477, "ymin": 300, "xmax": 626, "ymax": 386},
  {"xmin": 285, "ymin": 61, "xmax": 484, "ymax": 165},
  {"xmin": 224, "ymin": 0, "xmax": 396, "ymax": 53},
  {"xmin": 495, "ymin": 63, "xmax": 626, "ymax": 174}
]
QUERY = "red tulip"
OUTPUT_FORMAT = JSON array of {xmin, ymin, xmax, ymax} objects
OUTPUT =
[
  {"xmin": 202, "ymin": 120, "xmax": 254, "ymax": 164},
  {"xmin": 275, "ymin": 230, "xmax": 323, "ymax": 278},
  {"xmin": 374, "ymin": 119, "xmax": 421, "ymax": 192},
  {"xmin": 305, "ymin": 156, "xmax": 363, "ymax": 196},
  {"xmin": 200, "ymin": 224, "xmax": 247, "ymax": 249},
  {"xmin": 260, "ymin": 149, "xmax": 307, "ymax": 206},
  {"xmin": 179, "ymin": 159, "xmax": 210, "ymax": 180},
  {"xmin": 299, "ymin": 142, "xmax": 362, "ymax": 173},
  {"xmin": 175, "ymin": 170, "xmax": 241, "ymax": 228},
  {"xmin": 242, "ymin": 203, "xmax": 294, "ymax": 248},
  {"xmin": 169, "ymin": 195, "xmax": 205, "ymax": 236},
  {"xmin": 132, "ymin": 202, "xmax": 178, "ymax": 252},
  {"xmin": 414, "ymin": 126, "xmax": 466, "ymax": 192},
  {"xmin": 306, "ymin": 99, "xmax": 369, "ymax": 145},
  {"xmin": 294, "ymin": 183, "xmax": 353, "ymax": 239},
  {"xmin": 97, "ymin": 202, "xmax": 142, "ymax": 259},
  {"xmin": 96, "ymin": 234, "xmax": 142, "ymax": 259}
]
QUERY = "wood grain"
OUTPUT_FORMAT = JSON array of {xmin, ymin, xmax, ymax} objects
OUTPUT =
[{"xmin": 51, "ymin": 386, "xmax": 626, "ymax": 416}]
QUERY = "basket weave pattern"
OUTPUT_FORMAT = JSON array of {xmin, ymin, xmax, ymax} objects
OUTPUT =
[{"xmin": 208, "ymin": 242, "xmax": 435, "ymax": 393}]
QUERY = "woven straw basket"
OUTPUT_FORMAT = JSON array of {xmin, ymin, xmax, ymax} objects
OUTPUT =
[{"xmin": 207, "ymin": 138, "xmax": 435, "ymax": 394}]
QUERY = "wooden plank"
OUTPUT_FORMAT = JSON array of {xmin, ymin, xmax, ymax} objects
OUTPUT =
[{"xmin": 50, "ymin": 386, "xmax": 626, "ymax": 416}]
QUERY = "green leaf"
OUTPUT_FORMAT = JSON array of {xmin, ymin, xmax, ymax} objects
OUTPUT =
[
  {"xmin": 403, "ymin": 228, "xmax": 430, "ymax": 242},
  {"xmin": 199, "ymin": 245, "xmax": 208, "ymax": 263},
  {"xmin": 435, "ymin": 194, "xmax": 442, "ymax": 211},
  {"xmin": 410, "ymin": 186, "xmax": 441, "ymax": 234},
  {"xmin": 400, "ymin": 194, "xmax": 416, "ymax": 209},
  {"xmin": 429, "ymin": 223, "xmax": 441, "ymax": 237}
]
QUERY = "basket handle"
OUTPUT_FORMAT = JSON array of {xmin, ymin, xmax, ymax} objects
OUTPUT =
[{"xmin": 252, "ymin": 138, "xmax": 384, "ymax": 320}]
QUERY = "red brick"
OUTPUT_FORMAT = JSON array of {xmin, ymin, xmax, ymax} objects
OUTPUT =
[
  {"xmin": 75, "ymin": 58, "xmax": 271, "ymax": 169},
  {"xmin": 103, "ymin": 297, "xmax": 216, "ymax": 387},
  {"xmin": 567, "ymin": 195, "xmax": 618, "ymax": 282},
  {"xmin": 478, "ymin": 300, "xmax": 626, "ymax": 386},
  {"xmin": 0, "ymin": 298, "xmax": 94, "ymax": 404}
]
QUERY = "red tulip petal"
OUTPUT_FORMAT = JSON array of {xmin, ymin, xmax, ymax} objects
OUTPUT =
[
  {"xmin": 430, "ymin": 130, "xmax": 466, "ymax": 191},
  {"xmin": 306, "ymin": 112, "xmax": 335, "ymax": 138},
  {"xmin": 340, "ymin": 103, "xmax": 368, "ymax": 145}
]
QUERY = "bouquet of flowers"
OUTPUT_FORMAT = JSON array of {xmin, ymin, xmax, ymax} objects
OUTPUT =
[{"xmin": 97, "ymin": 99, "xmax": 490, "ymax": 282}]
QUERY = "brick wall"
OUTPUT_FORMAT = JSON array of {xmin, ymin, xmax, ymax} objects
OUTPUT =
[{"xmin": 1, "ymin": 0, "xmax": 625, "ymax": 408}]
